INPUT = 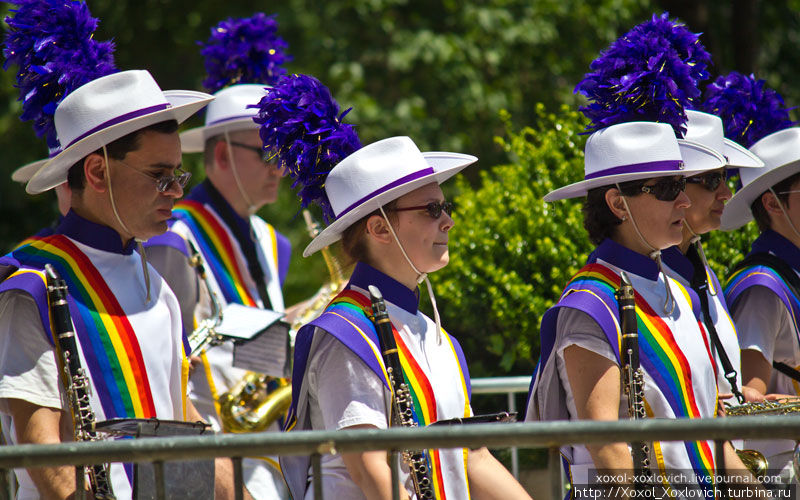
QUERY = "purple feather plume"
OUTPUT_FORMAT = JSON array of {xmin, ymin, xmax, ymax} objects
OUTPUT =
[
  {"xmin": 3, "ymin": 0, "xmax": 116, "ymax": 150},
  {"xmin": 575, "ymin": 12, "xmax": 711, "ymax": 135},
  {"xmin": 200, "ymin": 12, "xmax": 291, "ymax": 93},
  {"xmin": 702, "ymin": 72, "xmax": 795, "ymax": 148},
  {"xmin": 251, "ymin": 74, "xmax": 361, "ymax": 223}
]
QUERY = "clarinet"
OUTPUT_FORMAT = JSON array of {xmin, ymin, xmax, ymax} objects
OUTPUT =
[
  {"xmin": 617, "ymin": 272, "xmax": 651, "ymax": 485},
  {"xmin": 45, "ymin": 264, "xmax": 116, "ymax": 499},
  {"xmin": 368, "ymin": 285, "xmax": 435, "ymax": 500}
]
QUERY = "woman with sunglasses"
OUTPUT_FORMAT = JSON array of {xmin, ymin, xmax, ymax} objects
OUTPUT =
[
  {"xmin": 660, "ymin": 110, "xmax": 765, "ymax": 406},
  {"xmin": 526, "ymin": 121, "xmax": 760, "ymax": 495},
  {"xmin": 275, "ymin": 136, "xmax": 531, "ymax": 500}
]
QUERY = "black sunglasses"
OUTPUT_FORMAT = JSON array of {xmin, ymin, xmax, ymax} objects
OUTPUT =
[
  {"xmin": 229, "ymin": 141, "xmax": 271, "ymax": 162},
  {"xmin": 629, "ymin": 177, "xmax": 686, "ymax": 202},
  {"xmin": 391, "ymin": 201, "xmax": 454, "ymax": 219},
  {"xmin": 686, "ymin": 169, "xmax": 726, "ymax": 192}
]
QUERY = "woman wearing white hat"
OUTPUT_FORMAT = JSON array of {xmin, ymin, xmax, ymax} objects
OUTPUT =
[
  {"xmin": 525, "ymin": 120, "xmax": 761, "ymax": 495},
  {"xmin": 255, "ymin": 75, "xmax": 531, "ymax": 500},
  {"xmin": 660, "ymin": 109, "xmax": 765, "ymax": 406}
]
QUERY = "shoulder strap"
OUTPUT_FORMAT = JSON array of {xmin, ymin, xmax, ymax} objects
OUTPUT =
[{"xmin": 687, "ymin": 244, "xmax": 744, "ymax": 403}]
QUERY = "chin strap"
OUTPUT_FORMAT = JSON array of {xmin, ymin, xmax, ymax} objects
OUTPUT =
[
  {"xmin": 617, "ymin": 185, "xmax": 675, "ymax": 315},
  {"xmin": 378, "ymin": 206, "xmax": 443, "ymax": 345},
  {"xmin": 770, "ymin": 187, "xmax": 800, "ymax": 244},
  {"xmin": 223, "ymin": 130, "xmax": 258, "ymax": 219},
  {"xmin": 683, "ymin": 221, "xmax": 716, "ymax": 296},
  {"xmin": 104, "ymin": 146, "xmax": 152, "ymax": 304}
]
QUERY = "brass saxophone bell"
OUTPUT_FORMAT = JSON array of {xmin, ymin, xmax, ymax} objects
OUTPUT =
[
  {"xmin": 218, "ymin": 374, "xmax": 292, "ymax": 433},
  {"xmin": 736, "ymin": 449, "xmax": 768, "ymax": 479}
]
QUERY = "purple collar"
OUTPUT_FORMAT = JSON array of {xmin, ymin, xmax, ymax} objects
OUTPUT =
[
  {"xmin": 348, "ymin": 262, "xmax": 419, "ymax": 315},
  {"xmin": 588, "ymin": 238, "xmax": 660, "ymax": 281},
  {"xmin": 56, "ymin": 210, "xmax": 136, "ymax": 255},
  {"xmin": 751, "ymin": 230, "xmax": 800, "ymax": 271},
  {"xmin": 662, "ymin": 245, "xmax": 694, "ymax": 283},
  {"xmin": 186, "ymin": 180, "xmax": 251, "ymax": 235}
]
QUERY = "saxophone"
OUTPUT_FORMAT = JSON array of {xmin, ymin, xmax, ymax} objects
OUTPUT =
[
  {"xmin": 45, "ymin": 264, "xmax": 116, "ymax": 499},
  {"xmin": 369, "ymin": 285, "xmax": 435, "ymax": 499},
  {"xmin": 217, "ymin": 210, "xmax": 348, "ymax": 432},
  {"xmin": 617, "ymin": 272, "xmax": 651, "ymax": 482},
  {"xmin": 185, "ymin": 240, "xmax": 224, "ymax": 356}
]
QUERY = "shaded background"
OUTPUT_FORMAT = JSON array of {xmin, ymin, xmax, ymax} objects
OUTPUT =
[{"xmin": 1, "ymin": 0, "xmax": 798, "ymax": 379}]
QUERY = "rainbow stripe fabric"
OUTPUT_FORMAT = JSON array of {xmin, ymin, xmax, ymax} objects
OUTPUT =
[
  {"xmin": 9, "ymin": 235, "xmax": 157, "ymax": 419},
  {"xmin": 172, "ymin": 200, "xmax": 259, "ymax": 306},
  {"xmin": 324, "ymin": 289, "xmax": 467, "ymax": 499},
  {"xmin": 565, "ymin": 264, "xmax": 716, "ymax": 493}
]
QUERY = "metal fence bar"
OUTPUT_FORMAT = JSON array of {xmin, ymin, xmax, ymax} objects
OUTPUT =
[
  {"xmin": 75, "ymin": 466, "xmax": 86, "ymax": 500},
  {"xmin": 390, "ymin": 450, "xmax": 400, "ymax": 500},
  {"xmin": 311, "ymin": 453, "xmax": 323, "ymax": 500},
  {"xmin": 470, "ymin": 376, "xmax": 531, "ymax": 395},
  {"xmin": 548, "ymin": 446, "xmax": 562, "ymax": 500},
  {"xmin": 1, "ymin": 416, "xmax": 799, "ymax": 468},
  {"xmin": 233, "ymin": 456, "xmax": 244, "ymax": 500}
]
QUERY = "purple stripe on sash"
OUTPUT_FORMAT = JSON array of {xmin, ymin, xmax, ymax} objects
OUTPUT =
[
  {"xmin": 142, "ymin": 231, "xmax": 190, "ymax": 258},
  {"xmin": 584, "ymin": 160, "xmax": 683, "ymax": 180},
  {"xmin": 65, "ymin": 104, "xmax": 170, "ymax": 148},
  {"xmin": 276, "ymin": 231, "xmax": 291, "ymax": 288},
  {"xmin": 0, "ymin": 270, "xmax": 53, "ymax": 344},
  {"xmin": 336, "ymin": 167, "xmax": 435, "ymax": 219},
  {"xmin": 206, "ymin": 114, "xmax": 255, "ymax": 126},
  {"xmin": 449, "ymin": 335, "xmax": 472, "ymax": 399},
  {"xmin": 726, "ymin": 269, "xmax": 796, "ymax": 318}
]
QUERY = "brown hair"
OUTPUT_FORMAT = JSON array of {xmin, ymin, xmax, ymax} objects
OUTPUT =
[
  {"xmin": 583, "ymin": 179, "xmax": 646, "ymax": 245},
  {"xmin": 339, "ymin": 200, "xmax": 399, "ymax": 266},
  {"xmin": 751, "ymin": 172, "xmax": 800, "ymax": 232}
]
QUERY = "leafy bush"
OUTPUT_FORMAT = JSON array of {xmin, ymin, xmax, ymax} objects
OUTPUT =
[{"xmin": 434, "ymin": 105, "xmax": 593, "ymax": 377}]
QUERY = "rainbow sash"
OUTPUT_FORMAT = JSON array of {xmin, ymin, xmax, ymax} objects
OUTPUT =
[
  {"xmin": 3, "ymin": 235, "xmax": 157, "ymax": 419},
  {"xmin": 172, "ymin": 200, "xmax": 278, "ymax": 307},
  {"xmin": 285, "ymin": 288, "xmax": 470, "ymax": 500},
  {"xmin": 542, "ymin": 264, "xmax": 716, "ymax": 494}
]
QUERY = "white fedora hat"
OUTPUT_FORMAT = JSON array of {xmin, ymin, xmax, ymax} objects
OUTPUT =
[
  {"xmin": 720, "ymin": 127, "xmax": 800, "ymax": 230},
  {"xmin": 303, "ymin": 136, "xmax": 477, "ymax": 257},
  {"xmin": 545, "ymin": 122, "xmax": 726, "ymax": 201},
  {"xmin": 684, "ymin": 110, "xmax": 763, "ymax": 169},
  {"xmin": 179, "ymin": 84, "xmax": 267, "ymax": 153},
  {"xmin": 27, "ymin": 70, "xmax": 213, "ymax": 194}
]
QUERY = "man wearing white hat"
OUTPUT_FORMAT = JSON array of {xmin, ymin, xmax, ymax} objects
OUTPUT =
[
  {"xmin": 143, "ymin": 13, "xmax": 293, "ymax": 500},
  {"xmin": 0, "ymin": 69, "xmax": 228, "ymax": 499}
]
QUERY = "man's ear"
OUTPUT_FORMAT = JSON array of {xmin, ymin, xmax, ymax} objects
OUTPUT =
[
  {"xmin": 604, "ymin": 187, "xmax": 628, "ymax": 220},
  {"xmin": 83, "ymin": 153, "xmax": 108, "ymax": 193},
  {"xmin": 762, "ymin": 191, "xmax": 784, "ymax": 217},
  {"xmin": 214, "ymin": 140, "xmax": 231, "ymax": 171},
  {"xmin": 365, "ymin": 214, "xmax": 393, "ymax": 245}
]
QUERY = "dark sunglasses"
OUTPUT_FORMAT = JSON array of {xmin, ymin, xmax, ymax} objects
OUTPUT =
[
  {"xmin": 685, "ymin": 169, "xmax": 726, "ymax": 192},
  {"xmin": 637, "ymin": 177, "xmax": 686, "ymax": 202},
  {"xmin": 391, "ymin": 201, "xmax": 454, "ymax": 219},
  {"xmin": 229, "ymin": 141, "xmax": 271, "ymax": 162}
]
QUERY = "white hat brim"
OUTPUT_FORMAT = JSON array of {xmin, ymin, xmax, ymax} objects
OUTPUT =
[
  {"xmin": 722, "ymin": 138, "xmax": 764, "ymax": 169},
  {"xmin": 545, "ymin": 139, "xmax": 726, "ymax": 201},
  {"xmin": 27, "ymin": 92, "xmax": 214, "ymax": 194},
  {"xmin": 12, "ymin": 158, "xmax": 48, "ymax": 183},
  {"xmin": 302, "ymin": 152, "xmax": 477, "ymax": 257},
  {"xmin": 180, "ymin": 117, "xmax": 258, "ymax": 153},
  {"xmin": 720, "ymin": 160, "xmax": 800, "ymax": 231}
]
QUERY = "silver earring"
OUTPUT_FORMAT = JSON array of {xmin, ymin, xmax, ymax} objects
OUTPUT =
[{"xmin": 621, "ymin": 215, "xmax": 628, "ymax": 221}]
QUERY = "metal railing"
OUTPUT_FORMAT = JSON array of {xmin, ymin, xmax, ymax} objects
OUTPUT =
[{"xmin": 2, "ymin": 415, "xmax": 800, "ymax": 500}]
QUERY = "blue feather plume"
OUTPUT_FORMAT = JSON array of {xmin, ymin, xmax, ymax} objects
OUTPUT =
[
  {"xmin": 200, "ymin": 12, "xmax": 291, "ymax": 93},
  {"xmin": 575, "ymin": 12, "xmax": 711, "ymax": 135},
  {"xmin": 3, "ymin": 0, "xmax": 116, "ymax": 150},
  {"xmin": 702, "ymin": 71, "xmax": 795, "ymax": 148},
  {"xmin": 251, "ymin": 74, "xmax": 361, "ymax": 223}
]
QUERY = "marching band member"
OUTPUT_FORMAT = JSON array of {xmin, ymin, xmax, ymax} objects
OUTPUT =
[
  {"xmin": 526, "ymin": 14, "xmax": 758, "ymax": 496},
  {"xmin": 255, "ymin": 74, "xmax": 531, "ymax": 500},
  {"xmin": 661, "ymin": 109, "xmax": 764, "ymax": 405},
  {"xmin": 714, "ymin": 72, "xmax": 800, "ymax": 483},
  {"xmin": 144, "ymin": 13, "xmax": 292, "ymax": 500}
]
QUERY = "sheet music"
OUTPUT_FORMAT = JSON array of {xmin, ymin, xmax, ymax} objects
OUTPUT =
[
  {"xmin": 232, "ymin": 321, "xmax": 291, "ymax": 377},
  {"xmin": 215, "ymin": 303, "xmax": 284, "ymax": 340}
]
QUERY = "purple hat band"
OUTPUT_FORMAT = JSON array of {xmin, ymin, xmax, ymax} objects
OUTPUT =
[
  {"xmin": 336, "ymin": 167, "xmax": 435, "ymax": 219},
  {"xmin": 206, "ymin": 114, "xmax": 255, "ymax": 126},
  {"xmin": 63, "ymin": 103, "xmax": 170, "ymax": 149},
  {"xmin": 583, "ymin": 160, "xmax": 684, "ymax": 180}
]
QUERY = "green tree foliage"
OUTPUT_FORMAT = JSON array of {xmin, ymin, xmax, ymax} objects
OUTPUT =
[{"xmin": 434, "ymin": 105, "xmax": 592, "ymax": 376}]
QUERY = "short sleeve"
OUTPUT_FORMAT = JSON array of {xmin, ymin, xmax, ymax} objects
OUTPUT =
[
  {"xmin": 0, "ymin": 290, "xmax": 64, "ymax": 414},
  {"xmin": 732, "ymin": 286, "xmax": 790, "ymax": 362},
  {"xmin": 555, "ymin": 307, "xmax": 618, "ymax": 364},
  {"xmin": 307, "ymin": 332, "xmax": 388, "ymax": 431}
]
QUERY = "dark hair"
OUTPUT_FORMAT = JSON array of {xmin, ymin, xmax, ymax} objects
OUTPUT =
[
  {"xmin": 751, "ymin": 172, "xmax": 800, "ymax": 232},
  {"xmin": 339, "ymin": 200, "xmax": 399, "ymax": 266},
  {"xmin": 583, "ymin": 179, "xmax": 647, "ymax": 245},
  {"xmin": 67, "ymin": 119, "xmax": 179, "ymax": 191}
]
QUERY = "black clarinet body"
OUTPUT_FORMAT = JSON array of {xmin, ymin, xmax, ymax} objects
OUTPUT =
[
  {"xmin": 45, "ymin": 264, "xmax": 116, "ymax": 499},
  {"xmin": 616, "ymin": 271, "xmax": 651, "ymax": 482},
  {"xmin": 368, "ymin": 285, "xmax": 435, "ymax": 500}
]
